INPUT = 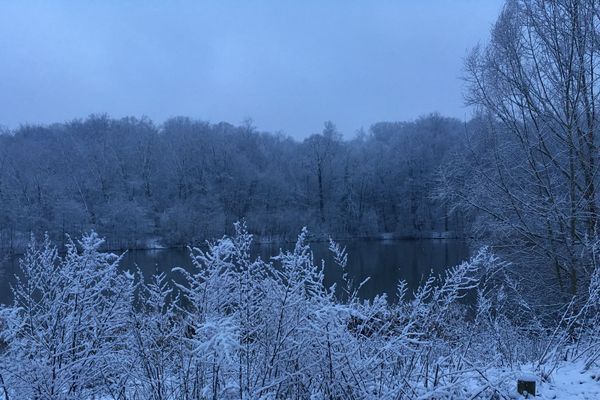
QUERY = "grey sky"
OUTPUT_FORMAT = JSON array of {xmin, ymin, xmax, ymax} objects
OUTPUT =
[{"xmin": 0, "ymin": 1, "xmax": 503, "ymax": 138}]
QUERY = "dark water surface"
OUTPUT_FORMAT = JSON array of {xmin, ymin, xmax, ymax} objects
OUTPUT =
[{"xmin": 0, "ymin": 239, "xmax": 469, "ymax": 305}]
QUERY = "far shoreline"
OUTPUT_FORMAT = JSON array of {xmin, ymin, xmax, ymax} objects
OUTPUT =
[{"xmin": 1, "ymin": 231, "xmax": 472, "ymax": 258}]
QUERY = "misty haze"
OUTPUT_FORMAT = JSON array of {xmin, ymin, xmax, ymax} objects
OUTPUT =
[{"xmin": 0, "ymin": 1, "xmax": 599, "ymax": 399}]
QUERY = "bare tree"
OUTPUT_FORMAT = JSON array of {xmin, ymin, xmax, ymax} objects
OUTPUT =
[
  {"xmin": 463, "ymin": 0, "xmax": 600, "ymax": 296},
  {"xmin": 304, "ymin": 121, "xmax": 342, "ymax": 225}
]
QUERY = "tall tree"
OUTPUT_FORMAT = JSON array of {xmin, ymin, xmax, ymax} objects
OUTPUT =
[
  {"xmin": 463, "ymin": 0, "xmax": 600, "ymax": 295},
  {"xmin": 304, "ymin": 121, "xmax": 342, "ymax": 225}
]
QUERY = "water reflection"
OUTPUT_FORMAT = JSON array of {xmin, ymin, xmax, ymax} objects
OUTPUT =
[{"xmin": 0, "ymin": 239, "xmax": 469, "ymax": 305}]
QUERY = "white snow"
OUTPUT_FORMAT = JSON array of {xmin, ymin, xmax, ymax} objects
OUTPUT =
[{"xmin": 534, "ymin": 361, "xmax": 600, "ymax": 399}]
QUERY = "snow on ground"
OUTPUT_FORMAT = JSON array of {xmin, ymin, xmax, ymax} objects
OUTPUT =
[
  {"xmin": 538, "ymin": 364, "xmax": 600, "ymax": 399},
  {"xmin": 144, "ymin": 237, "xmax": 166, "ymax": 249},
  {"xmin": 523, "ymin": 361, "xmax": 600, "ymax": 399},
  {"xmin": 1, "ymin": 362, "xmax": 598, "ymax": 399}
]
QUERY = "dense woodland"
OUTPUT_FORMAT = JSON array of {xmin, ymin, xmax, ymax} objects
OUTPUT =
[{"xmin": 0, "ymin": 113, "xmax": 469, "ymax": 252}]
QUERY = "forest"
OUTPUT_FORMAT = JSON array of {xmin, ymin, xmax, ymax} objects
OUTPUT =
[{"xmin": 0, "ymin": 113, "xmax": 469, "ymax": 252}]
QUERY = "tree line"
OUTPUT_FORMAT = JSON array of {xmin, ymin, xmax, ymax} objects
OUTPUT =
[{"xmin": 0, "ymin": 113, "xmax": 469, "ymax": 252}]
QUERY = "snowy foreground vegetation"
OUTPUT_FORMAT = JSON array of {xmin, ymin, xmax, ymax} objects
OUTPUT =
[{"xmin": 0, "ymin": 224, "xmax": 599, "ymax": 399}]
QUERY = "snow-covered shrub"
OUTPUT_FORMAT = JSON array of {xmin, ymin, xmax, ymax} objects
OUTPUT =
[
  {"xmin": 126, "ymin": 271, "xmax": 181, "ymax": 400},
  {"xmin": 1, "ymin": 225, "xmax": 596, "ymax": 399},
  {"xmin": 569, "ymin": 239, "xmax": 600, "ymax": 371},
  {"xmin": 0, "ymin": 233, "xmax": 134, "ymax": 399},
  {"xmin": 583, "ymin": 264, "xmax": 600, "ymax": 368}
]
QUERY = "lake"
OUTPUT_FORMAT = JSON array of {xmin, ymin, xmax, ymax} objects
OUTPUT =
[{"xmin": 0, "ymin": 239, "xmax": 470, "ymax": 305}]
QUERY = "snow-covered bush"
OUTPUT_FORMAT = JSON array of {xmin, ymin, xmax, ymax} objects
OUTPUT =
[
  {"xmin": 0, "ymin": 233, "xmax": 134, "ymax": 399},
  {"xmin": 126, "ymin": 272, "xmax": 181, "ymax": 399},
  {"xmin": 1, "ymin": 225, "xmax": 597, "ymax": 399}
]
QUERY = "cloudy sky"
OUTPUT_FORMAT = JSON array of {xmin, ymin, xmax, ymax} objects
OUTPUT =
[{"xmin": 0, "ymin": 1, "xmax": 503, "ymax": 138}]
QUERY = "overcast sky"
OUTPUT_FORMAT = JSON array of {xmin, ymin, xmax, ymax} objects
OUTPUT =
[{"xmin": 0, "ymin": 1, "xmax": 503, "ymax": 138}]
